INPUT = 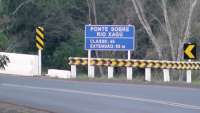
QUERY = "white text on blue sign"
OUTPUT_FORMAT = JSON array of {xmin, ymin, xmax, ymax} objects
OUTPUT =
[{"xmin": 85, "ymin": 25, "xmax": 135, "ymax": 51}]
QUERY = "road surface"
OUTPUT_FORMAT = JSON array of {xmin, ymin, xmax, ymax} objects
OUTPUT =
[{"xmin": 0, "ymin": 74, "xmax": 200, "ymax": 113}]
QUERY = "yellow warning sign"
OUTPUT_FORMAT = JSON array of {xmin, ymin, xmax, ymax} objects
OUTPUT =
[
  {"xmin": 36, "ymin": 26, "xmax": 45, "ymax": 50},
  {"xmin": 184, "ymin": 43, "xmax": 196, "ymax": 59}
]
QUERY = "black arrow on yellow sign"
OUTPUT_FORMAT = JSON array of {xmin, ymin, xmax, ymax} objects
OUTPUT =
[{"xmin": 184, "ymin": 43, "xmax": 196, "ymax": 59}]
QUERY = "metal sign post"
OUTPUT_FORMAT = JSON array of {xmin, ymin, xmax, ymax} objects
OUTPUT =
[
  {"xmin": 88, "ymin": 50, "xmax": 94, "ymax": 78},
  {"xmin": 186, "ymin": 59, "xmax": 192, "ymax": 83},
  {"xmin": 127, "ymin": 50, "xmax": 132, "ymax": 80},
  {"xmin": 38, "ymin": 49, "xmax": 42, "ymax": 75},
  {"xmin": 35, "ymin": 26, "xmax": 45, "ymax": 75}
]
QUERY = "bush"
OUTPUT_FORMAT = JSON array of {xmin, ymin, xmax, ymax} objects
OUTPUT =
[{"xmin": 0, "ymin": 55, "xmax": 9, "ymax": 69}]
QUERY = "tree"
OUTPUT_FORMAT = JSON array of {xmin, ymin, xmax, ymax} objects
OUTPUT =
[
  {"xmin": 131, "ymin": 0, "xmax": 199, "ymax": 80},
  {"xmin": 0, "ymin": 0, "xmax": 88, "ymax": 69},
  {"xmin": 131, "ymin": 0, "xmax": 198, "ymax": 60}
]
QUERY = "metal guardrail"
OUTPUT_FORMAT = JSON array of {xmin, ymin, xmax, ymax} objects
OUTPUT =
[
  {"xmin": 69, "ymin": 57, "xmax": 200, "ymax": 70},
  {"xmin": 69, "ymin": 57, "xmax": 200, "ymax": 83}
]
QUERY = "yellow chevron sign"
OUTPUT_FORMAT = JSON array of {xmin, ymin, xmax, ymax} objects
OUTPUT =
[
  {"xmin": 184, "ymin": 43, "xmax": 196, "ymax": 59},
  {"xmin": 36, "ymin": 26, "xmax": 45, "ymax": 50}
]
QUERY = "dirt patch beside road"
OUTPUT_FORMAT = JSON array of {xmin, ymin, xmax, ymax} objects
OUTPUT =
[{"xmin": 0, "ymin": 101, "xmax": 52, "ymax": 113}]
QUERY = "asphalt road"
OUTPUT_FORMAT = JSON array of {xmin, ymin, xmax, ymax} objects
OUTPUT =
[{"xmin": 0, "ymin": 74, "xmax": 200, "ymax": 113}]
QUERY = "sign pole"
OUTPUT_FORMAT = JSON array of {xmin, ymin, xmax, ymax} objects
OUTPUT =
[
  {"xmin": 88, "ymin": 50, "xmax": 94, "ymax": 78},
  {"xmin": 35, "ymin": 26, "xmax": 45, "ymax": 76},
  {"xmin": 186, "ymin": 59, "xmax": 192, "ymax": 83},
  {"xmin": 127, "ymin": 50, "xmax": 132, "ymax": 80},
  {"xmin": 126, "ymin": 25, "xmax": 134, "ymax": 80},
  {"xmin": 183, "ymin": 43, "xmax": 196, "ymax": 83},
  {"xmin": 88, "ymin": 50, "xmax": 91, "ymax": 77},
  {"xmin": 38, "ymin": 49, "xmax": 42, "ymax": 75}
]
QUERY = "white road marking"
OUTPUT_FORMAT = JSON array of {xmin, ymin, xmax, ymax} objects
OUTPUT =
[
  {"xmin": 65, "ymin": 80, "xmax": 200, "ymax": 91},
  {"xmin": 1, "ymin": 83, "xmax": 200, "ymax": 110}
]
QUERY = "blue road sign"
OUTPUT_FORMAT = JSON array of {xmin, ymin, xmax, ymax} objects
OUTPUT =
[{"xmin": 85, "ymin": 25, "xmax": 135, "ymax": 51}]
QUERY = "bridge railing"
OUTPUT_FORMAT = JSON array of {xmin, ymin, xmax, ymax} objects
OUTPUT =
[{"xmin": 69, "ymin": 57, "xmax": 200, "ymax": 83}]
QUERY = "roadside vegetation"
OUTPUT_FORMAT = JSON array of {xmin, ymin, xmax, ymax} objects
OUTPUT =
[{"xmin": 0, "ymin": 55, "xmax": 9, "ymax": 69}]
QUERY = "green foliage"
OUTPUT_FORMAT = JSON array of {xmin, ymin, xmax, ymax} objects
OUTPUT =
[
  {"xmin": 0, "ymin": 55, "xmax": 9, "ymax": 69},
  {"xmin": 0, "ymin": 0, "xmax": 88, "ymax": 69},
  {"xmin": 47, "ymin": 32, "xmax": 86, "ymax": 69},
  {"xmin": 0, "ymin": 32, "xmax": 9, "ymax": 50}
]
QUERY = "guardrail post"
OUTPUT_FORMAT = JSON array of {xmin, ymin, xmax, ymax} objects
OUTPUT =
[
  {"xmin": 88, "ymin": 66, "xmax": 95, "ymax": 78},
  {"xmin": 127, "ymin": 67, "xmax": 132, "ymax": 80},
  {"xmin": 186, "ymin": 70, "xmax": 192, "ymax": 83},
  {"xmin": 127, "ymin": 51, "xmax": 132, "ymax": 80},
  {"xmin": 88, "ymin": 50, "xmax": 95, "ymax": 78},
  {"xmin": 71, "ymin": 65, "xmax": 76, "ymax": 78},
  {"xmin": 108, "ymin": 67, "xmax": 114, "ymax": 79},
  {"xmin": 145, "ymin": 68, "xmax": 151, "ymax": 81},
  {"xmin": 163, "ymin": 69, "xmax": 170, "ymax": 82}
]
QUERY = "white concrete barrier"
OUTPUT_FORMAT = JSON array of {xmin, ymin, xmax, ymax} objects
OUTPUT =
[
  {"xmin": 46, "ymin": 69, "xmax": 71, "ymax": 79},
  {"xmin": 0, "ymin": 52, "xmax": 38, "ymax": 76}
]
